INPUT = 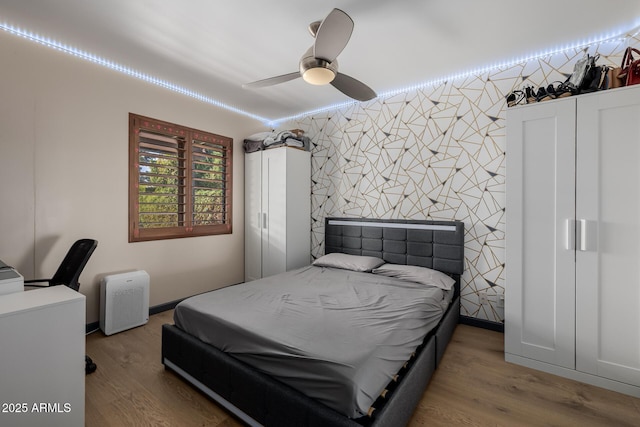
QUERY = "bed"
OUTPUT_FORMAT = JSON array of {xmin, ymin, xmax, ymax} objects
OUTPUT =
[{"xmin": 162, "ymin": 217, "xmax": 464, "ymax": 427}]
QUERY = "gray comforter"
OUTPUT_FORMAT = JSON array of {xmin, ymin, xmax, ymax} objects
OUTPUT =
[{"xmin": 174, "ymin": 265, "xmax": 452, "ymax": 418}]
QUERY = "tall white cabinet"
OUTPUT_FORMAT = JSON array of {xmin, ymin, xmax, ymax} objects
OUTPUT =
[
  {"xmin": 245, "ymin": 147, "xmax": 311, "ymax": 281},
  {"xmin": 505, "ymin": 85, "xmax": 640, "ymax": 397}
]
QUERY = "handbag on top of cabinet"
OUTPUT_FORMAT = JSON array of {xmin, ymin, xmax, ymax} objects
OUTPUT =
[
  {"xmin": 619, "ymin": 47, "xmax": 640, "ymax": 86},
  {"xmin": 567, "ymin": 53, "xmax": 598, "ymax": 91}
]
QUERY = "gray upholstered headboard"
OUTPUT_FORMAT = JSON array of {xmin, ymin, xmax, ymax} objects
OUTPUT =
[{"xmin": 324, "ymin": 217, "xmax": 464, "ymax": 276}]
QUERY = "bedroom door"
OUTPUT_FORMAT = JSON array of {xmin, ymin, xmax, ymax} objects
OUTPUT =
[{"xmin": 575, "ymin": 86, "xmax": 640, "ymax": 386}]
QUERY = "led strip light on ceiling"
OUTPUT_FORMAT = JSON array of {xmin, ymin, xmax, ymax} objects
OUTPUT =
[
  {"xmin": 0, "ymin": 23, "xmax": 271, "ymax": 125},
  {"xmin": 2, "ymin": 21, "xmax": 639, "ymax": 128},
  {"xmin": 270, "ymin": 23, "xmax": 640, "ymax": 127}
]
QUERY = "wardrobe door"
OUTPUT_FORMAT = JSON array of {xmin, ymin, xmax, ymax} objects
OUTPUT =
[
  {"xmin": 505, "ymin": 99, "xmax": 576, "ymax": 368},
  {"xmin": 244, "ymin": 152, "xmax": 263, "ymax": 281},
  {"xmin": 284, "ymin": 148, "xmax": 311, "ymax": 270},
  {"xmin": 576, "ymin": 86, "xmax": 640, "ymax": 385},
  {"xmin": 261, "ymin": 148, "xmax": 287, "ymax": 278}
]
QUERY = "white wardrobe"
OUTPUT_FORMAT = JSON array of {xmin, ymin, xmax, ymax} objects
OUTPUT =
[
  {"xmin": 245, "ymin": 147, "xmax": 311, "ymax": 281},
  {"xmin": 505, "ymin": 85, "xmax": 640, "ymax": 397}
]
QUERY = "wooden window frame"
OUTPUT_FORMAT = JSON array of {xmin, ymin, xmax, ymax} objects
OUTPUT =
[{"xmin": 129, "ymin": 113, "xmax": 233, "ymax": 242}]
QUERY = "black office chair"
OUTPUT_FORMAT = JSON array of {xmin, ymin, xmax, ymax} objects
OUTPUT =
[
  {"xmin": 24, "ymin": 239, "xmax": 97, "ymax": 291},
  {"xmin": 25, "ymin": 238, "xmax": 98, "ymax": 374}
]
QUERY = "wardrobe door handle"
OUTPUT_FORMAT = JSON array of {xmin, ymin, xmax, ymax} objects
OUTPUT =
[
  {"xmin": 566, "ymin": 219, "xmax": 576, "ymax": 250},
  {"xmin": 263, "ymin": 213, "xmax": 267, "ymax": 229},
  {"xmin": 578, "ymin": 219, "xmax": 597, "ymax": 252}
]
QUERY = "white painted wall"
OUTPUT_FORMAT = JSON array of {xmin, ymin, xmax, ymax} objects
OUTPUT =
[{"xmin": 0, "ymin": 31, "xmax": 264, "ymax": 323}]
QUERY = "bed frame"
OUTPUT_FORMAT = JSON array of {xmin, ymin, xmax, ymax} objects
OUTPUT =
[{"xmin": 162, "ymin": 217, "xmax": 465, "ymax": 427}]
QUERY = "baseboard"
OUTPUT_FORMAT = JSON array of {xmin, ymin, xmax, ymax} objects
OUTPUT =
[
  {"xmin": 86, "ymin": 321, "xmax": 100, "ymax": 334},
  {"xmin": 460, "ymin": 315, "xmax": 504, "ymax": 333},
  {"xmin": 88, "ymin": 303, "xmax": 504, "ymax": 333},
  {"xmin": 149, "ymin": 298, "xmax": 184, "ymax": 315},
  {"xmin": 88, "ymin": 303, "xmax": 504, "ymax": 334},
  {"xmin": 86, "ymin": 297, "xmax": 185, "ymax": 334}
]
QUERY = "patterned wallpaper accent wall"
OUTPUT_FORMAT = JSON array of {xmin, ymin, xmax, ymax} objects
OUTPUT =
[{"xmin": 282, "ymin": 31, "xmax": 640, "ymax": 323}]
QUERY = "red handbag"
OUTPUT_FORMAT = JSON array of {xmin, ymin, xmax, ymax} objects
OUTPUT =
[{"xmin": 619, "ymin": 47, "xmax": 640, "ymax": 86}]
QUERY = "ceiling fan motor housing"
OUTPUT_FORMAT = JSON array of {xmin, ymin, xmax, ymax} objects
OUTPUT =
[
  {"xmin": 244, "ymin": 9, "xmax": 376, "ymax": 101},
  {"xmin": 300, "ymin": 51, "xmax": 338, "ymax": 85}
]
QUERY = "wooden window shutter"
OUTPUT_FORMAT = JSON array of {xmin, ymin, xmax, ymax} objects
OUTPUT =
[{"xmin": 129, "ymin": 113, "xmax": 232, "ymax": 242}]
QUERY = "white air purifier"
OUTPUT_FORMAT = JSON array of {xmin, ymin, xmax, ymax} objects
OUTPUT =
[{"xmin": 100, "ymin": 270, "xmax": 149, "ymax": 335}]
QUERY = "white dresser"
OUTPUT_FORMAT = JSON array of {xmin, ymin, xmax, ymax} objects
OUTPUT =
[{"xmin": 0, "ymin": 286, "xmax": 85, "ymax": 426}]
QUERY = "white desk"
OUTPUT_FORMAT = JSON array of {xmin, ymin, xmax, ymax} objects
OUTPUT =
[{"xmin": 0, "ymin": 285, "xmax": 85, "ymax": 427}]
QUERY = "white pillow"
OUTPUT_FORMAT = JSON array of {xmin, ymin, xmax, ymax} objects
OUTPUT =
[
  {"xmin": 372, "ymin": 264, "xmax": 456, "ymax": 290},
  {"xmin": 312, "ymin": 253, "xmax": 385, "ymax": 272}
]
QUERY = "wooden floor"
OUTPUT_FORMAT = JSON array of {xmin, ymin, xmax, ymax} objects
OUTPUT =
[{"xmin": 86, "ymin": 310, "xmax": 640, "ymax": 426}]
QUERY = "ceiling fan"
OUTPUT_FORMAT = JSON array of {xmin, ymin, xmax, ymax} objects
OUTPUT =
[{"xmin": 243, "ymin": 8, "xmax": 377, "ymax": 102}]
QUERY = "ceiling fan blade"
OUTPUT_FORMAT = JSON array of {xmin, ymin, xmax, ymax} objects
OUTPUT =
[
  {"xmin": 243, "ymin": 72, "xmax": 300, "ymax": 89},
  {"xmin": 330, "ymin": 73, "xmax": 377, "ymax": 102},
  {"xmin": 314, "ymin": 8, "xmax": 354, "ymax": 62}
]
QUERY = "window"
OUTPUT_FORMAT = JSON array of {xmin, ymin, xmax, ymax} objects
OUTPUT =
[{"xmin": 129, "ymin": 113, "xmax": 233, "ymax": 242}]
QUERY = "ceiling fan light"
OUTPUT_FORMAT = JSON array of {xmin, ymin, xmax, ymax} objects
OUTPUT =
[{"xmin": 302, "ymin": 67, "xmax": 336, "ymax": 85}]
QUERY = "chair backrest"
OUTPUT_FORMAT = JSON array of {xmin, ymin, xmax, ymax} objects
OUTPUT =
[{"xmin": 50, "ymin": 239, "xmax": 98, "ymax": 291}]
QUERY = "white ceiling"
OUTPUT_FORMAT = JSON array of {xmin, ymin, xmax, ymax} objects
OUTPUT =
[{"xmin": 1, "ymin": 1, "xmax": 639, "ymax": 122}]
